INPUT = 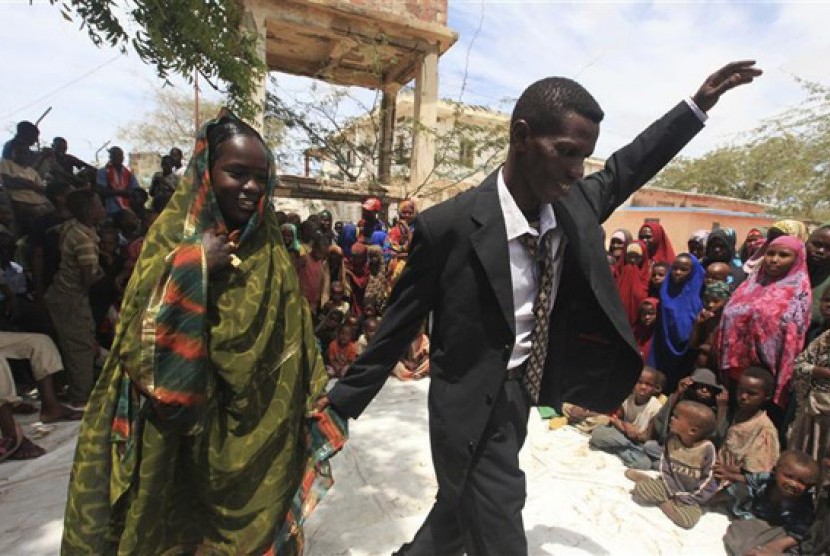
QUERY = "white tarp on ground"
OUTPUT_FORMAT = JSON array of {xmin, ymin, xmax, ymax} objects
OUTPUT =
[{"xmin": 0, "ymin": 378, "xmax": 730, "ymax": 555}]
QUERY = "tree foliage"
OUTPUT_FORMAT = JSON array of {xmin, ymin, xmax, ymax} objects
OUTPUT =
[
  {"xmin": 651, "ymin": 77, "xmax": 830, "ymax": 220},
  {"xmin": 51, "ymin": 0, "xmax": 264, "ymax": 117},
  {"xmin": 119, "ymin": 88, "xmax": 284, "ymax": 156}
]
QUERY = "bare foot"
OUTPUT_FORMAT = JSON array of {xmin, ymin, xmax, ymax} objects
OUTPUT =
[
  {"xmin": 40, "ymin": 405, "xmax": 84, "ymax": 424},
  {"xmin": 624, "ymin": 469, "xmax": 652, "ymax": 482}
]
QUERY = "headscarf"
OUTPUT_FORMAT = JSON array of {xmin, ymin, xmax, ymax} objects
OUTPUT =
[
  {"xmin": 743, "ymin": 219, "xmax": 808, "ymax": 274},
  {"xmin": 717, "ymin": 235, "xmax": 812, "ymax": 406},
  {"xmin": 614, "ymin": 240, "xmax": 652, "ymax": 327},
  {"xmin": 689, "ymin": 230, "xmax": 709, "ymax": 247},
  {"xmin": 633, "ymin": 297, "xmax": 659, "ymax": 361},
  {"xmin": 639, "ymin": 222, "xmax": 676, "ymax": 264},
  {"xmin": 338, "ymin": 222, "xmax": 357, "ymax": 257},
  {"xmin": 648, "ymin": 253, "xmax": 705, "ymax": 390},
  {"xmin": 609, "ymin": 228, "xmax": 633, "ymax": 252},
  {"xmin": 739, "ymin": 227, "xmax": 766, "ymax": 263},
  {"xmin": 704, "ymin": 281, "xmax": 731, "ymax": 301},
  {"xmin": 62, "ymin": 113, "xmax": 346, "ymax": 555},
  {"xmin": 345, "ymin": 242, "xmax": 370, "ymax": 315},
  {"xmin": 703, "ymin": 228, "xmax": 747, "ymax": 286},
  {"xmin": 281, "ymin": 222, "xmax": 301, "ymax": 252}
]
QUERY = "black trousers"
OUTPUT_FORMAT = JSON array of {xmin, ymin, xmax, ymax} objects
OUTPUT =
[{"xmin": 396, "ymin": 379, "xmax": 531, "ymax": 556}]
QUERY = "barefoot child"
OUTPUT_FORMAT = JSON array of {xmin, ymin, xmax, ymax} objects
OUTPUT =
[
  {"xmin": 714, "ymin": 368, "xmax": 780, "ymax": 485},
  {"xmin": 327, "ymin": 324, "xmax": 358, "ymax": 379},
  {"xmin": 589, "ymin": 367, "xmax": 665, "ymax": 468},
  {"xmin": 627, "ymin": 400, "xmax": 719, "ymax": 529},
  {"xmin": 723, "ymin": 450, "xmax": 819, "ymax": 556}
]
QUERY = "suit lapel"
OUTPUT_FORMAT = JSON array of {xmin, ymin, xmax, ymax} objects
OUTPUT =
[{"xmin": 470, "ymin": 171, "xmax": 515, "ymax": 336}]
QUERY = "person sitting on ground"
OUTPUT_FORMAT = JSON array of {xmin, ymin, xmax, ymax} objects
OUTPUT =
[
  {"xmin": 327, "ymin": 324, "xmax": 358, "ymax": 379},
  {"xmin": 45, "ymin": 189, "xmax": 106, "ymax": 407},
  {"xmin": 626, "ymin": 399, "xmax": 719, "ymax": 529},
  {"xmin": 717, "ymin": 235, "xmax": 812, "ymax": 407},
  {"xmin": 689, "ymin": 281, "xmax": 731, "ymax": 370},
  {"xmin": 704, "ymin": 261, "xmax": 731, "ymax": 287},
  {"xmin": 649, "ymin": 253, "xmax": 706, "ymax": 392},
  {"xmin": 801, "ymin": 456, "xmax": 830, "ymax": 555},
  {"xmin": 95, "ymin": 147, "xmax": 140, "ymax": 216},
  {"xmin": 688, "ymin": 230, "xmax": 709, "ymax": 261},
  {"xmin": 639, "ymin": 368, "xmax": 728, "ymax": 470},
  {"xmin": 713, "ymin": 368, "xmax": 780, "ymax": 488},
  {"xmin": 0, "ymin": 363, "xmax": 47, "ymax": 461},
  {"xmin": 634, "ymin": 297, "xmax": 659, "ymax": 361},
  {"xmin": 356, "ymin": 316, "xmax": 380, "ymax": 356},
  {"xmin": 702, "ymin": 228, "xmax": 747, "ymax": 287},
  {"xmin": 588, "ymin": 367, "xmax": 665, "ymax": 466},
  {"xmin": 0, "ymin": 330, "xmax": 82, "ymax": 423},
  {"xmin": 315, "ymin": 307, "xmax": 344, "ymax": 365},
  {"xmin": 149, "ymin": 155, "xmax": 179, "ymax": 203},
  {"xmin": 614, "ymin": 240, "xmax": 651, "ymax": 327},
  {"xmin": 391, "ymin": 320, "xmax": 430, "ymax": 381},
  {"xmin": 648, "ymin": 261, "xmax": 669, "ymax": 297},
  {"xmin": 722, "ymin": 450, "xmax": 819, "ymax": 556},
  {"xmin": 638, "ymin": 221, "xmax": 676, "ymax": 265}
]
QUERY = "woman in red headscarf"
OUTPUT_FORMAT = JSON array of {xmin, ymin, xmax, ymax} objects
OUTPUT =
[
  {"xmin": 615, "ymin": 240, "xmax": 652, "ymax": 327},
  {"xmin": 638, "ymin": 221, "xmax": 676, "ymax": 265}
]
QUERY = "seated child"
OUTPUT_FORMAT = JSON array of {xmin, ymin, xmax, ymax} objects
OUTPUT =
[
  {"xmin": 689, "ymin": 281, "xmax": 731, "ymax": 369},
  {"xmin": 626, "ymin": 400, "xmax": 719, "ymax": 529},
  {"xmin": 392, "ymin": 321, "xmax": 430, "ymax": 381},
  {"xmin": 588, "ymin": 367, "xmax": 665, "ymax": 467},
  {"xmin": 704, "ymin": 261, "xmax": 731, "ymax": 287},
  {"xmin": 327, "ymin": 324, "xmax": 358, "ymax": 379},
  {"xmin": 639, "ymin": 368, "xmax": 728, "ymax": 470},
  {"xmin": 801, "ymin": 456, "xmax": 830, "ymax": 555},
  {"xmin": 714, "ymin": 368, "xmax": 780, "ymax": 486},
  {"xmin": 356, "ymin": 316, "xmax": 380, "ymax": 355},
  {"xmin": 723, "ymin": 450, "xmax": 819, "ymax": 556},
  {"xmin": 648, "ymin": 262, "xmax": 669, "ymax": 298}
]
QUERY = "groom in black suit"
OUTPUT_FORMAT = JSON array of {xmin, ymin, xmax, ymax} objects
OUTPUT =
[{"xmin": 317, "ymin": 61, "xmax": 761, "ymax": 554}]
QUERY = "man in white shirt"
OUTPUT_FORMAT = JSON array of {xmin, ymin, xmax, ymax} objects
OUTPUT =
[{"xmin": 319, "ymin": 61, "xmax": 761, "ymax": 554}]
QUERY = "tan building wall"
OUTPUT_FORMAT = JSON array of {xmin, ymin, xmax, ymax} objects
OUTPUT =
[
  {"xmin": 603, "ymin": 208, "xmax": 775, "ymax": 255},
  {"xmin": 343, "ymin": 0, "xmax": 448, "ymax": 25}
]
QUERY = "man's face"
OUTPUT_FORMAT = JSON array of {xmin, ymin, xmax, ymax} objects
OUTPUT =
[
  {"xmin": 53, "ymin": 139, "xmax": 68, "ymax": 155},
  {"xmin": 515, "ymin": 111, "xmax": 599, "ymax": 205},
  {"xmin": 807, "ymin": 229, "xmax": 830, "ymax": 268},
  {"xmin": 320, "ymin": 215, "xmax": 332, "ymax": 232},
  {"xmin": 109, "ymin": 148, "xmax": 124, "ymax": 167}
]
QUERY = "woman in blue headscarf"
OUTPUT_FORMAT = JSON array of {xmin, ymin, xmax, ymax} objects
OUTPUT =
[{"xmin": 648, "ymin": 253, "xmax": 706, "ymax": 392}]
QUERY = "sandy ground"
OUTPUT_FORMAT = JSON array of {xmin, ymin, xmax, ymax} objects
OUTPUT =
[{"xmin": 0, "ymin": 378, "xmax": 730, "ymax": 555}]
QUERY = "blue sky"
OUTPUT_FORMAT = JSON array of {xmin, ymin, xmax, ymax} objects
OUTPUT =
[{"xmin": 1, "ymin": 1, "xmax": 828, "ymax": 165}]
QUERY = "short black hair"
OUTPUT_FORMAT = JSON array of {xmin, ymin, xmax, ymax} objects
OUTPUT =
[
  {"xmin": 66, "ymin": 189, "xmax": 98, "ymax": 221},
  {"xmin": 677, "ymin": 400, "xmax": 717, "ymax": 438},
  {"xmin": 652, "ymin": 261, "xmax": 670, "ymax": 271},
  {"xmin": 742, "ymin": 367, "xmax": 775, "ymax": 397},
  {"xmin": 16, "ymin": 121, "xmax": 38, "ymax": 136},
  {"xmin": 777, "ymin": 450, "xmax": 819, "ymax": 480},
  {"xmin": 642, "ymin": 366, "xmax": 666, "ymax": 391},
  {"xmin": 511, "ymin": 77, "xmax": 603, "ymax": 136}
]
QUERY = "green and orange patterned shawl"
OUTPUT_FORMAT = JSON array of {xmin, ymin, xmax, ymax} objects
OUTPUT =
[{"xmin": 62, "ymin": 114, "xmax": 346, "ymax": 555}]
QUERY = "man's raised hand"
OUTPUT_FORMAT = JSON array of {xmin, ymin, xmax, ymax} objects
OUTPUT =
[{"xmin": 693, "ymin": 60, "xmax": 763, "ymax": 113}]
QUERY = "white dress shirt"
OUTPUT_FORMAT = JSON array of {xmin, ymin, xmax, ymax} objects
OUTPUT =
[{"xmin": 497, "ymin": 168, "xmax": 566, "ymax": 370}]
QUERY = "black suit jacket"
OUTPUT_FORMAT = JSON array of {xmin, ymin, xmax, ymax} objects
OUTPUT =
[{"xmin": 328, "ymin": 101, "xmax": 704, "ymax": 502}]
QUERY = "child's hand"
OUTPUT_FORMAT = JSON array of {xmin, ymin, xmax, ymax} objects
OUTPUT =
[
  {"xmin": 677, "ymin": 377, "xmax": 693, "ymax": 394},
  {"xmin": 695, "ymin": 309, "xmax": 714, "ymax": 324}
]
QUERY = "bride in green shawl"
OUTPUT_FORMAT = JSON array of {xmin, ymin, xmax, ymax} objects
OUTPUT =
[{"xmin": 62, "ymin": 114, "xmax": 345, "ymax": 555}]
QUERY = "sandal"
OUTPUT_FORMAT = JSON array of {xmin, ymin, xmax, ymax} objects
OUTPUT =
[{"xmin": 8, "ymin": 436, "xmax": 46, "ymax": 460}]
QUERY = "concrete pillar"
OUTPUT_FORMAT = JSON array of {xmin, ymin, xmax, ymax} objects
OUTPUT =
[
  {"xmin": 377, "ymin": 83, "xmax": 400, "ymax": 185},
  {"xmin": 409, "ymin": 45, "xmax": 439, "ymax": 195},
  {"xmin": 244, "ymin": 7, "xmax": 268, "ymax": 131}
]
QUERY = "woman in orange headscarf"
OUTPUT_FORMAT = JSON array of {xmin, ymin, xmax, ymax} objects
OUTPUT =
[{"xmin": 385, "ymin": 199, "xmax": 417, "ymax": 288}]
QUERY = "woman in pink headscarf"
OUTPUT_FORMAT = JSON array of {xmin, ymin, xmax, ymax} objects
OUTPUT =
[
  {"xmin": 638, "ymin": 221, "xmax": 676, "ymax": 265},
  {"xmin": 716, "ymin": 235, "xmax": 812, "ymax": 407}
]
